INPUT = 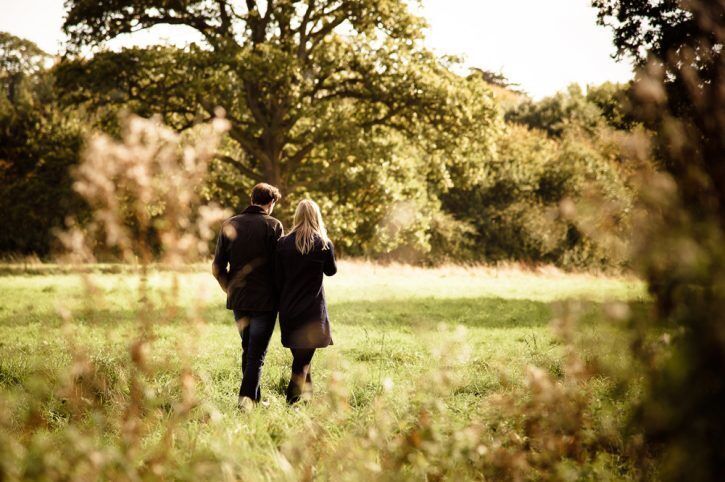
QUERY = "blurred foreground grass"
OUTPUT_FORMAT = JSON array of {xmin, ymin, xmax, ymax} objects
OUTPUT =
[{"xmin": 0, "ymin": 262, "xmax": 647, "ymax": 480}]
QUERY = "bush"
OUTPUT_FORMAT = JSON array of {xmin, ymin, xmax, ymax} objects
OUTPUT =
[
  {"xmin": 0, "ymin": 70, "xmax": 86, "ymax": 256},
  {"xmin": 440, "ymin": 123, "xmax": 632, "ymax": 269}
]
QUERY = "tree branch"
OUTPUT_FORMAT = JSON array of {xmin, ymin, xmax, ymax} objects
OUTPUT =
[
  {"xmin": 296, "ymin": 0, "xmax": 316, "ymax": 60},
  {"xmin": 285, "ymin": 142, "xmax": 316, "ymax": 170},
  {"xmin": 217, "ymin": 0, "xmax": 232, "ymax": 34},
  {"xmin": 218, "ymin": 154, "xmax": 265, "ymax": 182},
  {"xmin": 229, "ymin": 126, "xmax": 272, "ymax": 165},
  {"xmin": 306, "ymin": 15, "xmax": 346, "ymax": 54},
  {"xmin": 264, "ymin": 0, "xmax": 276, "ymax": 23},
  {"xmin": 128, "ymin": 13, "xmax": 218, "ymax": 46}
]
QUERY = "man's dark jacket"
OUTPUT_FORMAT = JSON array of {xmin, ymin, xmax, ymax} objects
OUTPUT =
[{"xmin": 212, "ymin": 205, "xmax": 284, "ymax": 312}]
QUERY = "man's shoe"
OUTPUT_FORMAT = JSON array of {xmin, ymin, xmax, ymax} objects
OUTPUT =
[{"xmin": 237, "ymin": 396, "xmax": 255, "ymax": 412}]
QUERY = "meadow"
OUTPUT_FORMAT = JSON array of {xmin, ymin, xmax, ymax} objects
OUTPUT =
[{"xmin": 0, "ymin": 262, "xmax": 648, "ymax": 480}]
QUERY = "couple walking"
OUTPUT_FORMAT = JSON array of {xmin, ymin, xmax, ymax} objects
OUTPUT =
[{"xmin": 212, "ymin": 183, "xmax": 337, "ymax": 410}]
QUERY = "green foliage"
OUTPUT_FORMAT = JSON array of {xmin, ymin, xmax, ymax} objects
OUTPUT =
[
  {"xmin": 0, "ymin": 33, "xmax": 87, "ymax": 256},
  {"xmin": 592, "ymin": 0, "xmax": 716, "ymax": 70},
  {"xmin": 0, "ymin": 26, "xmax": 637, "ymax": 271},
  {"xmin": 0, "ymin": 32, "xmax": 47, "ymax": 72},
  {"xmin": 506, "ymin": 84, "xmax": 608, "ymax": 137},
  {"xmin": 0, "ymin": 32, "xmax": 49, "ymax": 102},
  {"xmin": 443, "ymin": 125, "xmax": 561, "ymax": 262},
  {"xmin": 440, "ymin": 84, "xmax": 634, "ymax": 269},
  {"xmin": 593, "ymin": 0, "xmax": 721, "ymax": 120},
  {"xmin": 289, "ymin": 130, "xmax": 439, "ymax": 258},
  {"xmin": 585, "ymin": 81, "xmax": 636, "ymax": 130}
]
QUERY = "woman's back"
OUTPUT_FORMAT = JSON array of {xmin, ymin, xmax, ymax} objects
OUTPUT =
[{"xmin": 276, "ymin": 232, "xmax": 336, "ymax": 348}]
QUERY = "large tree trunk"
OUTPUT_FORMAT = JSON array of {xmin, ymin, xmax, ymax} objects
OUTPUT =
[
  {"xmin": 261, "ymin": 119, "xmax": 288, "ymax": 192},
  {"xmin": 263, "ymin": 157, "xmax": 284, "ymax": 192}
]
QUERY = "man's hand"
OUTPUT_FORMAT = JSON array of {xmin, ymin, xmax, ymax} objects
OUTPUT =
[{"xmin": 212, "ymin": 262, "xmax": 229, "ymax": 294}]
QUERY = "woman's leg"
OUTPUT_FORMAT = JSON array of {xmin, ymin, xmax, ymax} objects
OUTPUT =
[{"xmin": 286, "ymin": 348, "xmax": 315, "ymax": 404}]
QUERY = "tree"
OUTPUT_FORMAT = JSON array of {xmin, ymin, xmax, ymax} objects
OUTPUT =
[
  {"xmin": 0, "ymin": 32, "xmax": 50, "ymax": 102},
  {"xmin": 584, "ymin": 81, "xmax": 635, "ymax": 131},
  {"xmin": 594, "ymin": 1, "xmax": 724, "ymax": 479},
  {"xmin": 593, "ymin": 0, "xmax": 724, "ymax": 224},
  {"xmin": 59, "ymin": 0, "xmax": 499, "ymax": 195},
  {"xmin": 592, "ymin": 0, "xmax": 720, "ymax": 70},
  {"xmin": 505, "ymin": 84, "xmax": 606, "ymax": 138},
  {"xmin": 593, "ymin": 0, "xmax": 722, "ymax": 133},
  {"xmin": 468, "ymin": 67, "xmax": 519, "ymax": 90},
  {"xmin": 0, "ymin": 33, "xmax": 86, "ymax": 256}
]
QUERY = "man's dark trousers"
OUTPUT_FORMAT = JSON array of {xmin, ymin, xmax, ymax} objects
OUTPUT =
[{"xmin": 234, "ymin": 310, "xmax": 276, "ymax": 402}]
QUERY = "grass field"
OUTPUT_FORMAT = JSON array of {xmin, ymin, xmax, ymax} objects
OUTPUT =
[{"xmin": 0, "ymin": 262, "xmax": 647, "ymax": 480}]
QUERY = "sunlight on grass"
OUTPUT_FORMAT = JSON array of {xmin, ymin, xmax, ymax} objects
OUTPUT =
[
  {"xmin": 0, "ymin": 261, "xmax": 646, "ymax": 313},
  {"xmin": 0, "ymin": 262, "xmax": 645, "ymax": 480}
]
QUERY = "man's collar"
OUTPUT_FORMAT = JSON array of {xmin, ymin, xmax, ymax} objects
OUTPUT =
[{"xmin": 242, "ymin": 205, "xmax": 267, "ymax": 215}]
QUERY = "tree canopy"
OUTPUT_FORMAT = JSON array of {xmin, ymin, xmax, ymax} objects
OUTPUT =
[
  {"xmin": 0, "ymin": 32, "xmax": 50, "ymax": 102},
  {"xmin": 592, "ymin": 0, "xmax": 721, "ymax": 70},
  {"xmin": 0, "ymin": 32, "xmax": 48, "ymax": 77},
  {"xmin": 59, "ymin": 0, "xmax": 499, "ymax": 194}
]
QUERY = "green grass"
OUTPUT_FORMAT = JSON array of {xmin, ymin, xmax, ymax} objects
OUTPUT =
[{"xmin": 0, "ymin": 262, "xmax": 647, "ymax": 480}]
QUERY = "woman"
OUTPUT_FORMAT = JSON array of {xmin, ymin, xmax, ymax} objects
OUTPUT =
[{"xmin": 275, "ymin": 199, "xmax": 337, "ymax": 404}]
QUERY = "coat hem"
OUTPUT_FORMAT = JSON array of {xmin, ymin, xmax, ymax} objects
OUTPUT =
[{"xmin": 282, "ymin": 341, "xmax": 333, "ymax": 349}]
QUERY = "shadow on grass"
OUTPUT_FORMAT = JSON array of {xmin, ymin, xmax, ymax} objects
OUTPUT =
[
  {"xmin": 331, "ymin": 297, "xmax": 552, "ymax": 329},
  {"xmin": 331, "ymin": 297, "xmax": 651, "ymax": 330},
  {"xmin": 0, "ymin": 297, "xmax": 652, "ymax": 331}
]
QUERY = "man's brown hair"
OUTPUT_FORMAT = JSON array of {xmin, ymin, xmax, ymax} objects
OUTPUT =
[{"xmin": 250, "ymin": 183, "xmax": 282, "ymax": 206}]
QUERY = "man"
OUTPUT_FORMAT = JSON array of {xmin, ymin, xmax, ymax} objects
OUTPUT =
[{"xmin": 212, "ymin": 183, "xmax": 284, "ymax": 411}]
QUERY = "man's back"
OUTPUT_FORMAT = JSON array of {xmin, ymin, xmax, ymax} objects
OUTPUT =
[{"xmin": 213, "ymin": 205, "xmax": 284, "ymax": 312}]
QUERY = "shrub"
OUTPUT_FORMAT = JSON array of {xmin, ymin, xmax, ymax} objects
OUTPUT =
[{"xmin": 440, "ymin": 123, "xmax": 632, "ymax": 269}]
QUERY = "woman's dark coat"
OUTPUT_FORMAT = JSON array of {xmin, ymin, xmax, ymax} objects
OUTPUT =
[{"xmin": 275, "ymin": 233, "xmax": 337, "ymax": 349}]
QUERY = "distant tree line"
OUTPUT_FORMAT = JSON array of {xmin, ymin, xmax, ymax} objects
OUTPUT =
[{"xmin": 1, "ymin": 0, "xmax": 641, "ymax": 268}]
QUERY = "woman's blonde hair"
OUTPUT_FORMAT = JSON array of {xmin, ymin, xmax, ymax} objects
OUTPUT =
[{"xmin": 289, "ymin": 199, "xmax": 331, "ymax": 254}]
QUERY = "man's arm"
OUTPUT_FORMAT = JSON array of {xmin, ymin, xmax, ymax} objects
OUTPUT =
[
  {"xmin": 274, "ymin": 221, "xmax": 284, "ymax": 244},
  {"xmin": 212, "ymin": 224, "xmax": 230, "ymax": 292},
  {"xmin": 270, "ymin": 221, "xmax": 285, "ymax": 306},
  {"xmin": 275, "ymin": 244, "xmax": 285, "ymax": 292},
  {"xmin": 323, "ymin": 241, "xmax": 337, "ymax": 276},
  {"xmin": 267, "ymin": 220, "xmax": 284, "ymax": 259}
]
